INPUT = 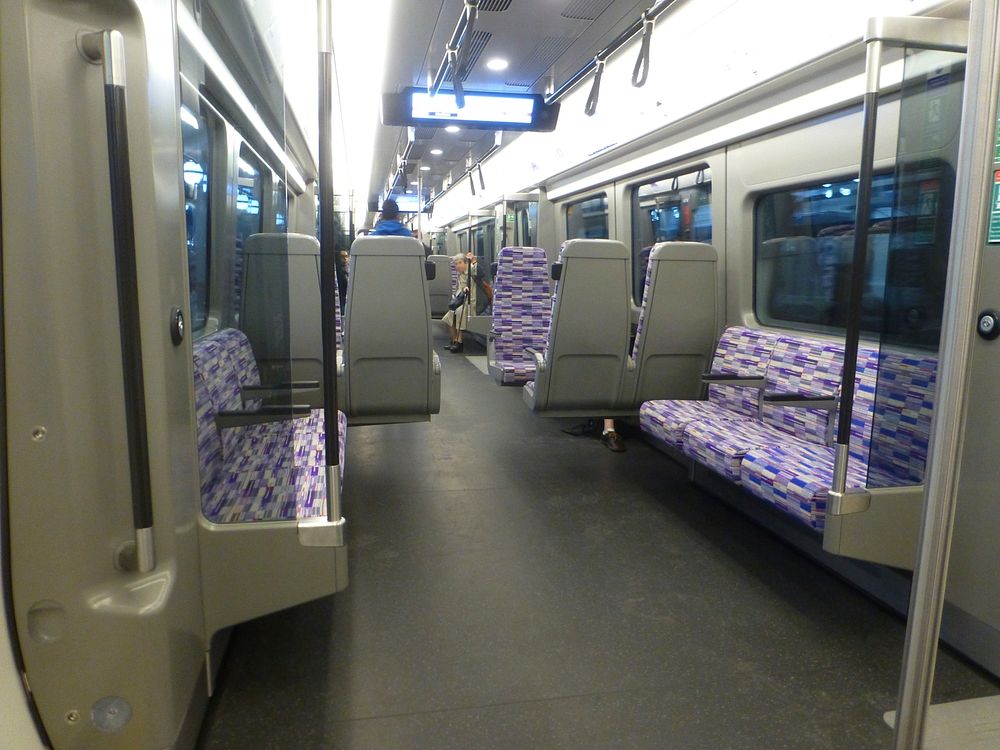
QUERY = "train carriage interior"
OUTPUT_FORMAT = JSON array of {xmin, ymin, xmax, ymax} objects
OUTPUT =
[{"xmin": 6, "ymin": 0, "xmax": 1000, "ymax": 748}]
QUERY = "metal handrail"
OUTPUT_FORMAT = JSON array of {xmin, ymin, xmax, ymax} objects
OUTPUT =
[
  {"xmin": 79, "ymin": 30, "xmax": 155, "ymax": 573},
  {"xmin": 429, "ymin": 0, "xmax": 480, "ymax": 99},
  {"xmin": 318, "ymin": 0, "xmax": 345, "ymax": 540},
  {"xmin": 546, "ymin": 0, "xmax": 682, "ymax": 105}
]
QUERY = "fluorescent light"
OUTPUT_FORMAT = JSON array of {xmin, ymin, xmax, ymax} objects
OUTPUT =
[
  {"xmin": 445, "ymin": 125, "xmax": 461, "ymax": 133},
  {"xmin": 420, "ymin": 165, "xmax": 431, "ymax": 171},
  {"xmin": 176, "ymin": 4, "xmax": 306, "ymax": 193},
  {"xmin": 430, "ymin": 148, "xmax": 443, "ymax": 155},
  {"xmin": 410, "ymin": 180, "xmax": 419, "ymax": 185},
  {"xmin": 179, "ymin": 105, "xmax": 199, "ymax": 129},
  {"xmin": 486, "ymin": 58, "xmax": 509, "ymax": 72}
]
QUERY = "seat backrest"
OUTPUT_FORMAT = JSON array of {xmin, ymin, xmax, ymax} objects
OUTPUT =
[
  {"xmin": 627, "ymin": 242, "xmax": 718, "ymax": 405},
  {"xmin": 761, "ymin": 335, "xmax": 845, "ymax": 443},
  {"xmin": 866, "ymin": 349, "xmax": 938, "ymax": 485},
  {"xmin": 538, "ymin": 239, "xmax": 631, "ymax": 410},
  {"xmin": 344, "ymin": 236, "xmax": 436, "ymax": 416},
  {"xmin": 427, "ymin": 254, "xmax": 454, "ymax": 316},
  {"xmin": 491, "ymin": 246, "xmax": 551, "ymax": 365},
  {"xmin": 240, "ymin": 233, "xmax": 337, "ymax": 387},
  {"xmin": 705, "ymin": 327, "xmax": 781, "ymax": 417}
]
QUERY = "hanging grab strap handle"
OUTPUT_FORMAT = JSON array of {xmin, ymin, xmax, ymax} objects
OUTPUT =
[
  {"xmin": 632, "ymin": 11, "xmax": 654, "ymax": 87},
  {"xmin": 585, "ymin": 57, "xmax": 605, "ymax": 117},
  {"xmin": 80, "ymin": 30, "xmax": 155, "ymax": 573}
]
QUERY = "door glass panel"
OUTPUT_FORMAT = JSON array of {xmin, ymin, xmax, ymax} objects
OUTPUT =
[{"xmin": 866, "ymin": 48, "xmax": 963, "ymax": 491}]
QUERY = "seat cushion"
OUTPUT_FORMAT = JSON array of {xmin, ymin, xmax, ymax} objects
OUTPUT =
[
  {"xmin": 682, "ymin": 417, "xmax": 814, "ymax": 481},
  {"xmin": 497, "ymin": 360, "xmax": 538, "ymax": 385},
  {"xmin": 741, "ymin": 443, "xmax": 869, "ymax": 530},
  {"xmin": 639, "ymin": 400, "xmax": 755, "ymax": 451},
  {"xmin": 203, "ymin": 465, "xmax": 328, "ymax": 524}
]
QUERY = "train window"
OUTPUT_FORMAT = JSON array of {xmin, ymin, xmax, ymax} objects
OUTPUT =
[
  {"xmin": 181, "ymin": 104, "xmax": 211, "ymax": 332},
  {"xmin": 630, "ymin": 168, "xmax": 712, "ymax": 302},
  {"xmin": 754, "ymin": 164, "xmax": 953, "ymax": 345},
  {"xmin": 565, "ymin": 193, "xmax": 609, "ymax": 240}
]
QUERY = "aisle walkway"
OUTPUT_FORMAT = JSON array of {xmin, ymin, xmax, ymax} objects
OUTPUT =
[{"xmin": 198, "ymin": 325, "xmax": 996, "ymax": 750}]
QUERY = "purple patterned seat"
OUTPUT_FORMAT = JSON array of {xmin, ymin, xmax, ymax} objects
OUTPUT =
[
  {"xmin": 865, "ymin": 349, "xmax": 937, "ymax": 487},
  {"xmin": 682, "ymin": 336, "xmax": 846, "ymax": 480},
  {"xmin": 639, "ymin": 326, "xmax": 779, "ymax": 450},
  {"xmin": 488, "ymin": 246, "xmax": 551, "ymax": 385},
  {"xmin": 193, "ymin": 329, "xmax": 347, "ymax": 523},
  {"xmin": 739, "ymin": 346, "xmax": 880, "ymax": 529}
]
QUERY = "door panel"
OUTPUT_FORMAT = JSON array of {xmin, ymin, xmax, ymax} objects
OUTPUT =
[{"xmin": 1, "ymin": 1, "xmax": 205, "ymax": 747}]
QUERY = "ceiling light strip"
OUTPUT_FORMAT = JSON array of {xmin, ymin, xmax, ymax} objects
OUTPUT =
[{"xmin": 177, "ymin": 4, "xmax": 306, "ymax": 193}]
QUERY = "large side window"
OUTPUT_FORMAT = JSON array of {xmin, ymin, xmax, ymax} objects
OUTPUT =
[
  {"xmin": 565, "ymin": 193, "xmax": 609, "ymax": 240},
  {"xmin": 180, "ymin": 104, "xmax": 211, "ymax": 332},
  {"xmin": 630, "ymin": 168, "xmax": 711, "ymax": 302},
  {"xmin": 754, "ymin": 166, "xmax": 952, "ymax": 345}
]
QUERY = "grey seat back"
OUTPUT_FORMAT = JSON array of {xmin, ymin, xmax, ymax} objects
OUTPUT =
[
  {"xmin": 240, "ymin": 233, "xmax": 325, "ymax": 404},
  {"xmin": 524, "ymin": 239, "xmax": 631, "ymax": 415},
  {"xmin": 622, "ymin": 242, "xmax": 719, "ymax": 407},
  {"xmin": 344, "ymin": 236, "xmax": 440, "ymax": 422},
  {"xmin": 427, "ymin": 254, "xmax": 453, "ymax": 316}
]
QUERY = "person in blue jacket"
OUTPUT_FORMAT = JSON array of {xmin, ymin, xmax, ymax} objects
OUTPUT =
[{"xmin": 370, "ymin": 198, "xmax": 412, "ymax": 237}]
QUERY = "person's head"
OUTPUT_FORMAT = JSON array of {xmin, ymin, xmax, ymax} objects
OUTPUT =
[
  {"xmin": 381, "ymin": 198, "xmax": 400, "ymax": 221},
  {"xmin": 451, "ymin": 252, "xmax": 467, "ymax": 272}
]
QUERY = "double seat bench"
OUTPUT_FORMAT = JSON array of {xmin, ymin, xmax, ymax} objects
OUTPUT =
[
  {"xmin": 192, "ymin": 328, "xmax": 347, "ymax": 524},
  {"xmin": 640, "ymin": 326, "xmax": 937, "ymax": 530}
]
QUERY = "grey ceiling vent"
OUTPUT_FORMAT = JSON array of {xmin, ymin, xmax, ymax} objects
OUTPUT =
[
  {"xmin": 561, "ymin": 0, "xmax": 614, "ymax": 21},
  {"xmin": 504, "ymin": 35, "xmax": 575, "ymax": 87},
  {"xmin": 446, "ymin": 30, "xmax": 492, "ymax": 82},
  {"xmin": 478, "ymin": 0, "xmax": 512, "ymax": 11}
]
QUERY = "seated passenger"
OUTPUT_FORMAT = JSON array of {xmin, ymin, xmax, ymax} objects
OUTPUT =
[
  {"xmin": 441, "ymin": 252, "xmax": 490, "ymax": 353},
  {"xmin": 369, "ymin": 198, "xmax": 412, "ymax": 237},
  {"xmin": 563, "ymin": 417, "xmax": 626, "ymax": 452}
]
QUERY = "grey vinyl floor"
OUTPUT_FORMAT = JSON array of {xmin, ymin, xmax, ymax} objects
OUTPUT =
[{"xmin": 196, "ymin": 324, "xmax": 998, "ymax": 750}]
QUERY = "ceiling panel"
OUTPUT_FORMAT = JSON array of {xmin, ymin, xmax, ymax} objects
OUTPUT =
[{"xmin": 369, "ymin": 0, "xmax": 651, "ymax": 214}]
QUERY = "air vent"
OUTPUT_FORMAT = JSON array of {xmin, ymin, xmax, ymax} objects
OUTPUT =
[
  {"xmin": 561, "ymin": 0, "xmax": 614, "ymax": 21},
  {"xmin": 504, "ymin": 35, "xmax": 575, "ymax": 87},
  {"xmin": 447, "ymin": 30, "xmax": 492, "ymax": 82},
  {"xmin": 479, "ymin": 0, "xmax": 512, "ymax": 11}
]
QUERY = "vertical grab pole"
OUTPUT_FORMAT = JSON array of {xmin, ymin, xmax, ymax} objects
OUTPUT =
[
  {"xmin": 318, "ymin": 0, "xmax": 345, "ymax": 541},
  {"xmin": 80, "ymin": 30, "xmax": 155, "ymax": 573},
  {"xmin": 827, "ymin": 39, "xmax": 883, "ymax": 516},
  {"xmin": 893, "ymin": 3, "xmax": 996, "ymax": 746}
]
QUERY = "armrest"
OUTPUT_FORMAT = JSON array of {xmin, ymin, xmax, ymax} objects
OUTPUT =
[
  {"xmin": 762, "ymin": 392, "xmax": 838, "ymax": 409},
  {"xmin": 524, "ymin": 346, "xmax": 546, "ymax": 373},
  {"xmin": 215, "ymin": 404, "xmax": 311, "ymax": 430},
  {"xmin": 242, "ymin": 380, "xmax": 319, "ymax": 397},
  {"xmin": 701, "ymin": 374, "xmax": 766, "ymax": 387}
]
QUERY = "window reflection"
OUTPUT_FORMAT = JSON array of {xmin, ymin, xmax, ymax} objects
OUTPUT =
[
  {"xmin": 234, "ymin": 145, "xmax": 263, "ymax": 321},
  {"xmin": 180, "ymin": 104, "xmax": 210, "ymax": 331}
]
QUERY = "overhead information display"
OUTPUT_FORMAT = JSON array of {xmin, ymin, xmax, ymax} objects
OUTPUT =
[{"xmin": 383, "ymin": 88, "xmax": 559, "ymax": 132}]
